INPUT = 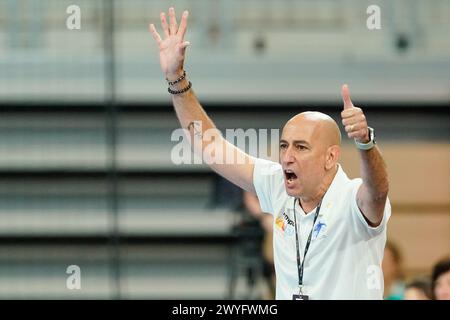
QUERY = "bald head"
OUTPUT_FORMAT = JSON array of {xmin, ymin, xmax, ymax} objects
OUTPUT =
[
  {"xmin": 280, "ymin": 111, "xmax": 342, "ymax": 199},
  {"xmin": 283, "ymin": 111, "xmax": 341, "ymax": 148}
]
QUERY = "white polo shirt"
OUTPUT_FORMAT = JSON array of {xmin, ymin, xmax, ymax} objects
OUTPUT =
[{"xmin": 253, "ymin": 158, "xmax": 391, "ymax": 300}]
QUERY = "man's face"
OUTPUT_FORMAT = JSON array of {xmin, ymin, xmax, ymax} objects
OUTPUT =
[{"xmin": 279, "ymin": 120, "xmax": 327, "ymax": 198}]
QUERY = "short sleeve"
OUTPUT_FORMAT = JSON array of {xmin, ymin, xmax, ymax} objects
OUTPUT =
[
  {"xmin": 253, "ymin": 158, "xmax": 283, "ymax": 215},
  {"xmin": 350, "ymin": 179, "xmax": 391, "ymax": 238}
]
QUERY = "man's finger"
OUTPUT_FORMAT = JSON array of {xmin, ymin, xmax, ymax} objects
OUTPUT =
[
  {"xmin": 341, "ymin": 109, "xmax": 355, "ymax": 119},
  {"xmin": 149, "ymin": 24, "xmax": 162, "ymax": 45},
  {"xmin": 179, "ymin": 41, "xmax": 190, "ymax": 54},
  {"xmin": 178, "ymin": 11, "xmax": 189, "ymax": 39},
  {"xmin": 168, "ymin": 7, "xmax": 178, "ymax": 35},
  {"xmin": 348, "ymin": 129, "xmax": 366, "ymax": 139},
  {"xmin": 179, "ymin": 41, "xmax": 190, "ymax": 50},
  {"xmin": 160, "ymin": 12, "xmax": 170, "ymax": 38},
  {"xmin": 341, "ymin": 84, "xmax": 353, "ymax": 110},
  {"xmin": 345, "ymin": 124, "xmax": 357, "ymax": 132},
  {"xmin": 342, "ymin": 114, "xmax": 365, "ymax": 126}
]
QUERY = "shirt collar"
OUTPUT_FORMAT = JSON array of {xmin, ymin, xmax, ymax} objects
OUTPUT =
[
  {"xmin": 291, "ymin": 164, "xmax": 349, "ymax": 216},
  {"xmin": 319, "ymin": 164, "xmax": 349, "ymax": 216}
]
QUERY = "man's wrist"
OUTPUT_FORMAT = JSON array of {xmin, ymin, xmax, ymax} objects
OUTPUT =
[
  {"xmin": 166, "ymin": 70, "xmax": 185, "ymax": 83},
  {"xmin": 354, "ymin": 127, "xmax": 376, "ymax": 150},
  {"xmin": 355, "ymin": 129, "xmax": 370, "ymax": 144},
  {"xmin": 168, "ymin": 81, "xmax": 192, "ymax": 95},
  {"xmin": 168, "ymin": 77, "xmax": 190, "ymax": 92},
  {"xmin": 166, "ymin": 70, "xmax": 191, "ymax": 95}
]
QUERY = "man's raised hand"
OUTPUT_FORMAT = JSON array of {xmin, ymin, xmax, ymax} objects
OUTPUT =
[
  {"xmin": 149, "ymin": 7, "xmax": 190, "ymax": 80},
  {"xmin": 341, "ymin": 84, "xmax": 370, "ymax": 143}
]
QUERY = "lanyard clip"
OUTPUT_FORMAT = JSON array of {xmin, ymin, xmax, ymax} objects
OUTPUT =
[{"xmin": 298, "ymin": 285, "xmax": 303, "ymax": 295}]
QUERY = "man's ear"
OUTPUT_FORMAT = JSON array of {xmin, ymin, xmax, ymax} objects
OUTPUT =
[{"xmin": 325, "ymin": 145, "xmax": 340, "ymax": 170}]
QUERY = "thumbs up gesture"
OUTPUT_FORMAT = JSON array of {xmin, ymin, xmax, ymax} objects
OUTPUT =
[{"xmin": 341, "ymin": 84, "xmax": 370, "ymax": 143}]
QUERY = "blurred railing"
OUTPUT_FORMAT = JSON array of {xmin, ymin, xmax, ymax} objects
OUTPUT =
[{"xmin": 0, "ymin": 0, "xmax": 449, "ymax": 103}]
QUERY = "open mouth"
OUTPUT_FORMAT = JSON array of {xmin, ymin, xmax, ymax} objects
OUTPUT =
[{"xmin": 284, "ymin": 169, "xmax": 298, "ymax": 183}]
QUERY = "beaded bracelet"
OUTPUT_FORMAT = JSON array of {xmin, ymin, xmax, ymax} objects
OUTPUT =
[
  {"xmin": 168, "ymin": 81, "xmax": 192, "ymax": 95},
  {"xmin": 166, "ymin": 70, "xmax": 186, "ymax": 86}
]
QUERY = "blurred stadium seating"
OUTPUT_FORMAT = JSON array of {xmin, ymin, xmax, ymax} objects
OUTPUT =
[{"xmin": 0, "ymin": 0, "xmax": 448, "ymax": 299}]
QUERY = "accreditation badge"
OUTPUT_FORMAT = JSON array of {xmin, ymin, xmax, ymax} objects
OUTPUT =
[{"xmin": 292, "ymin": 294, "xmax": 309, "ymax": 300}]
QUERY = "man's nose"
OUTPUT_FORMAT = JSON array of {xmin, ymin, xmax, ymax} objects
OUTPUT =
[{"xmin": 281, "ymin": 147, "xmax": 295, "ymax": 164}]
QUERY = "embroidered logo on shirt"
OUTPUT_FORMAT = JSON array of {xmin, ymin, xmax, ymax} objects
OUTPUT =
[
  {"xmin": 312, "ymin": 220, "xmax": 327, "ymax": 240},
  {"xmin": 275, "ymin": 212, "xmax": 295, "ymax": 236}
]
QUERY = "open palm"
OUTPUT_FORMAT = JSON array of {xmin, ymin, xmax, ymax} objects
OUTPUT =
[{"xmin": 149, "ymin": 7, "xmax": 190, "ymax": 79}]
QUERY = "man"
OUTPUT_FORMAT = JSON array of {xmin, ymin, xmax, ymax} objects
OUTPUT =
[{"xmin": 149, "ymin": 8, "xmax": 390, "ymax": 300}]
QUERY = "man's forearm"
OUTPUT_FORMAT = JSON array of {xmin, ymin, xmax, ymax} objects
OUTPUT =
[
  {"xmin": 170, "ymin": 76, "xmax": 215, "ymax": 132},
  {"xmin": 359, "ymin": 146, "xmax": 389, "ymax": 201},
  {"xmin": 168, "ymin": 75, "xmax": 220, "ymax": 157}
]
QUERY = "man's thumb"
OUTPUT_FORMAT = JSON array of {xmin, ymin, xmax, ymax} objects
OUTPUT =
[
  {"xmin": 342, "ymin": 84, "xmax": 353, "ymax": 109},
  {"xmin": 179, "ymin": 41, "xmax": 190, "ymax": 53}
]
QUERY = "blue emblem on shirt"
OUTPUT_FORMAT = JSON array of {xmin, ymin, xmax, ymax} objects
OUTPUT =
[{"xmin": 313, "ymin": 221, "xmax": 327, "ymax": 240}]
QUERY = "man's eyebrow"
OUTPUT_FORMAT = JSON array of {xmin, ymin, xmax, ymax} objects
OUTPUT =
[
  {"xmin": 279, "ymin": 139, "xmax": 311, "ymax": 147},
  {"xmin": 293, "ymin": 140, "xmax": 311, "ymax": 146}
]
